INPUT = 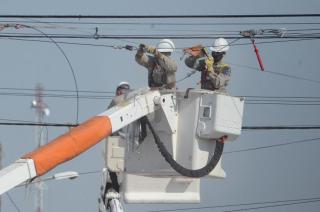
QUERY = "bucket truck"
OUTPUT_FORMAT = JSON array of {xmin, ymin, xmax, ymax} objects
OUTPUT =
[{"xmin": 0, "ymin": 88, "xmax": 244, "ymax": 212}]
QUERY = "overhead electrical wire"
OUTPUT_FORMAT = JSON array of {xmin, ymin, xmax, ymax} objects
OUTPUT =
[
  {"xmin": 21, "ymin": 25, "xmax": 80, "ymax": 124},
  {"xmin": 1, "ymin": 90, "xmax": 320, "ymax": 106},
  {"xmin": 0, "ymin": 88, "xmax": 320, "ymax": 106},
  {"xmin": 0, "ymin": 87, "xmax": 114, "ymax": 94},
  {"xmin": 149, "ymin": 196, "xmax": 320, "ymax": 212},
  {"xmin": 0, "ymin": 24, "xmax": 81, "ymax": 122},
  {"xmin": 6, "ymin": 193, "xmax": 22, "ymax": 212},
  {"xmin": 0, "ymin": 14, "xmax": 319, "ymax": 212},
  {"xmin": 224, "ymin": 199, "xmax": 320, "ymax": 212},
  {"xmin": 2, "ymin": 20, "xmax": 320, "ymax": 27},
  {"xmin": 1, "ymin": 33, "xmax": 320, "ymax": 39},
  {"xmin": 0, "ymin": 36, "xmax": 319, "ymax": 86},
  {"xmin": 224, "ymin": 137, "xmax": 320, "ymax": 154},
  {"xmin": 1, "ymin": 37, "xmax": 320, "ymax": 52},
  {"xmin": 229, "ymin": 62, "xmax": 320, "ymax": 85},
  {"xmin": 0, "ymin": 120, "xmax": 319, "ymax": 131},
  {"xmin": 1, "ymin": 14, "xmax": 320, "ymax": 19}
]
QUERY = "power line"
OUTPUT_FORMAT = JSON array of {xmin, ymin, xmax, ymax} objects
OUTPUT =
[
  {"xmin": 0, "ymin": 87, "xmax": 114, "ymax": 94},
  {"xmin": 149, "ymin": 197, "xmax": 320, "ymax": 212},
  {"xmin": 5, "ymin": 193, "xmax": 21, "ymax": 212},
  {"xmin": 2, "ymin": 20, "xmax": 320, "ymax": 26},
  {"xmin": 1, "ymin": 87, "xmax": 320, "ymax": 99},
  {"xmin": 1, "ymin": 32, "xmax": 320, "ymax": 39},
  {"xmin": 246, "ymin": 102, "xmax": 320, "ymax": 106},
  {"xmin": 25, "ymin": 25, "xmax": 80, "ymax": 124},
  {"xmin": 0, "ymin": 122, "xmax": 78, "ymax": 127},
  {"xmin": 229, "ymin": 62, "xmax": 320, "ymax": 85},
  {"xmin": 1, "ymin": 35, "xmax": 319, "ymax": 51},
  {"xmin": 1, "ymin": 88, "xmax": 320, "ymax": 105},
  {"xmin": 1, "ymin": 14, "xmax": 320, "ymax": 19},
  {"xmin": 224, "ymin": 137, "xmax": 320, "ymax": 154},
  {"xmin": 0, "ymin": 120, "xmax": 320, "ymax": 130},
  {"xmin": 224, "ymin": 199, "xmax": 320, "ymax": 212},
  {"xmin": 243, "ymin": 126, "xmax": 320, "ymax": 130}
]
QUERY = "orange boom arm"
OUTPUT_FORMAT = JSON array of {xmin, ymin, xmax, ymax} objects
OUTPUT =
[{"xmin": 22, "ymin": 116, "xmax": 112, "ymax": 176}]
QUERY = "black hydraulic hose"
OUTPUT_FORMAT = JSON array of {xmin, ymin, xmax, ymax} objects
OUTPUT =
[{"xmin": 145, "ymin": 117, "xmax": 224, "ymax": 178}]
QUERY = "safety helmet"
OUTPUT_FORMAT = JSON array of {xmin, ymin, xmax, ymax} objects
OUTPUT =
[
  {"xmin": 156, "ymin": 39, "xmax": 175, "ymax": 53},
  {"xmin": 210, "ymin": 38, "xmax": 230, "ymax": 52},
  {"xmin": 117, "ymin": 81, "xmax": 130, "ymax": 90}
]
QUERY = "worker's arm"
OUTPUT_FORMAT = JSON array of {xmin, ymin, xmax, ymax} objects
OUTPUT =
[
  {"xmin": 208, "ymin": 65, "xmax": 231, "ymax": 89},
  {"xmin": 156, "ymin": 54, "xmax": 177, "ymax": 74},
  {"xmin": 135, "ymin": 44, "xmax": 157, "ymax": 70}
]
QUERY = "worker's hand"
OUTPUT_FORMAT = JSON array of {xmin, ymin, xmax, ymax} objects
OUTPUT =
[
  {"xmin": 208, "ymin": 70, "xmax": 218, "ymax": 79},
  {"xmin": 138, "ymin": 43, "xmax": 146, "ymax": 52},
  {"xmin": 205, "ymin": 57, "xmax": 214, "ymax": 73},
  {"xmin": 144, "ymin": 45, "xmax": 157, "ymax": 54}
]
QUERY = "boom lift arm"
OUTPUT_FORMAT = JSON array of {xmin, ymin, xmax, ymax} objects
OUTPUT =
[{"xmin": 0, "ymin": 89, "xmax": 161, "ymax": 195}]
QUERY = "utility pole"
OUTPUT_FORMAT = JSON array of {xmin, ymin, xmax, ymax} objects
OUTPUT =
[{"xmin": 31, "ymin": 84, "xmax": 50, "ymax": 212}]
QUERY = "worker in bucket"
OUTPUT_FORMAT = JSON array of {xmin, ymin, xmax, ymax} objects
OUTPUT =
[
  {"xmin": 108, "ymin": 81, "xmax": 147, "ymax": 144},
  {"xmin": 107, "ymin": 81, "xmax": 131, "ymax": 109},
  {"xmin": 135, "ymin": 39, "xmax": 177, "ymax": 89},
  {"xmin": 184, "ymin": 38, "xmax": 231, "ymax": 92}
]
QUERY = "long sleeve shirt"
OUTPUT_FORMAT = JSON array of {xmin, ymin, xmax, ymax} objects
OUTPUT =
[{"xmin": 135, "ymin": 47, "xmax": 177, "ymax": 89}]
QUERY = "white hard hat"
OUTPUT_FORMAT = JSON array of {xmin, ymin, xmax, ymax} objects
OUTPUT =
[
  {"xmin": 156, "ymin": 39, "xmax": 175, "ymax": 53},
  {"xmin": 118, "ymin": 81, "xmax": 130, "ymax": 87},
  {"xmin": 117, "ymin": 81, "xmax": 130, "ymax": 90},
  {"xmin": 210, "ymin": 38, "xmax": 230, "ymax": 52}
]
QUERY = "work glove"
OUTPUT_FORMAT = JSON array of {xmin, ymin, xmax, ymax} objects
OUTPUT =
[
  {"xmin": 205, "ymin": 57, "xmax": 214, "ymax": 73},
  {"xmin": 138, "ymin": 44, "xmax": 146, "ymax": 52},
  {"xmin": 144, "ymin": 45, "xmax": 157, "ymax": 55}
]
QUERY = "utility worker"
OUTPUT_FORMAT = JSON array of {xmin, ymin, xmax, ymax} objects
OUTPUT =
[
  {"xmin": 135, "ymin": 39, "xmax": 177, "ymax": 89},
  {"xmin": 107, "ymin": 81, "xmax": 147, "ymax": 144},
  {"xmin": 184, "ymin": 38, "xmax": 231, "ymax": 92},
  {"xmin": 108, "ymin": 81, "xmax": 131, "ymax": 109}
]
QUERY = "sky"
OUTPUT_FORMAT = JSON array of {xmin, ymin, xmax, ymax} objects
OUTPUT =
[{"xmin": 0, "ymin": 0, "xmax": 320, "ymax": 211}]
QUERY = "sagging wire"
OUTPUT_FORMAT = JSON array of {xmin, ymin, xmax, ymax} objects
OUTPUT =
[
  {"xmin": 6, "ymin": 193, "xmax": 22, "ymax": 212},
  {"xmin": 0, "ymin": 23, "xmax": 80, "ymax": 124},
  {"xmin": 149, "ymin": 196, "xmax": 320, "ymax": 212}
]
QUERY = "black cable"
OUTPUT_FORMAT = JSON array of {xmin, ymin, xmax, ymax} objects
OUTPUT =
[
  {"xmin": 1, "ymin": 35, "xmax": 320, "ymax": 51},
  {"xmin": 246, "ymin": 102, "xmax": 320, "ymax": 106},
  {"xmin": 2, "ymin": 20, "xmax": 320, "ymax": 26},
  {"xmin": 1, "ymin": 89, "xmax": 320, "ymax": 104},
  {"xmin": 229, "ymin": 62, "xmax": 320, "ymax": 85},
  {"xmin": 6, "ymin": 193, "xmax": 22, "ymax": 212},
  {"xmin": 22, "ymin": 25, "xmax": 80, "ymax": 124},
  {"xmin": 0, "ymin": 87, "xmax": 114, "ymax": 94},
  {"xmin": 0, "ymin": 91, "xmax": 114, "ymax": 99},
  {"xmin": 1, "ymin": 14, "xmax": 320, "ymax": 19},
  {"xmin": 0, "ymin": 122, "xmax": 78, "ymax": 127},
  {"xmin": 146, "ymin": 117, "xmax": 224, "ymax": 178},
  {"xmin": 1, "ymin": 87, "xmax": 320, "ymax": 99},
  {"xmin": 4, "ymin": 35, "xmax": 320, "ymax": 39},
  {"xmin": 149, "ymin": 197, "xmax": 320, "ymax": 212},
  {"xmin": 224, "ymin": 137, "xmax": 320, "ymax": 154},
  {"xmin": 224, "ymin": 199, "xmax": 320, "ymax": 212},
  {"xmin": 1, "ymin": 121, "xmax": 320, "ymax": 130},
  {"xmin": 243, "ymin": 126, "xmax": 320, "ymax": 130},
  {"xmin": 244, "ymin": 95, "xmax": 320, "ymax": 99},
  {"xmin": 1, "ymin": 37, "xmax": 117, "ymax": 48}
]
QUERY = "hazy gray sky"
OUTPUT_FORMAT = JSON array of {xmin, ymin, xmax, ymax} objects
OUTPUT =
[{"xmin": 1, "ymin": 0, "xmax": 320, "ymax": 211}]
